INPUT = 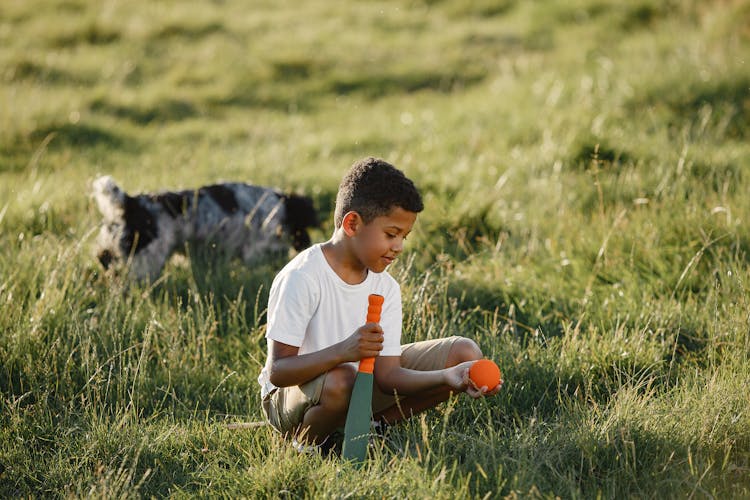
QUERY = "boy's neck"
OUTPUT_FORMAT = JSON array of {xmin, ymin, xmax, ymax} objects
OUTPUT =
[{"xmin": 321, "ymin": 233, "xmax": 368, "ymax": 285}]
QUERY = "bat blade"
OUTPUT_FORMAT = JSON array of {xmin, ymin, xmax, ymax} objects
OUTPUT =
[
  {"xmin": 341, "ymin": 371, "xmax": 374, "ymax": 462},
  {"xmin": 342, "ymin": 294, "xmax": 384, "ymax": 464}
]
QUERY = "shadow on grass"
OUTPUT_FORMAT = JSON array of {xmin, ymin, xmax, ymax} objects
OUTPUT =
[
  {"xmin": 148, "ymin": 21, "xmax": 226, "ymax": 41},
  {"xmin": 48, "ymin": 22, "xmax": 121, "ymax": 48},
  {"xmin": 90, "ymin": 97, "xmax": 200, "ymax": 125},
  {"xmin": 328, "ymin": 67, "xmax": 487, "ymax": 98},
  {"xmin": 423, "ymin": 0, "xmax": 517, "ymax": 18},
  {"xmin": 568, "ymin": 135, "xmax": 636, "ymax": 171},
  {"xmin": 4, "ymin": 58, "xmax": 95, "ymax": 86},
  {"xmin": 0, "ymin": 121, "xmax": 138, "ymax": 173},
  {"xmin": 29, "ymin": 122, "xmax": 128, "ymax": 150},
  {"xmin": 686, "ymin": 159, "xmax": 744, "ymax": 195},
  {"xmin": 206, "ymin": 85, "xmax": 320, "ymax": 113},
  {"xmin": 630, "ymin": 76, "xmax": 750, "ymax": 140}
]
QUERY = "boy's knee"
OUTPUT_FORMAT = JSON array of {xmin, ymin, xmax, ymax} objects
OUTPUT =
[
  {"xmin": 446, "ymin": 337, "xmax": 483, "ymax": 367},
  {"xmin": 320, "ymin": 364, "xmax": 356, "ymax": 410}
]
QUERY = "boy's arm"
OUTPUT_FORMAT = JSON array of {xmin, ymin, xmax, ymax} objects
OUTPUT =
[
  {"xmin": 267, "ymin": 341, "xmax": 345, "ymax": 388},
  {"xmin": 267, "ymin": 322, "xmax": 385, "ymax": 388},
  {"xmin": 374, "ymin": 356, "xmax": 493, "ymax": 398}
]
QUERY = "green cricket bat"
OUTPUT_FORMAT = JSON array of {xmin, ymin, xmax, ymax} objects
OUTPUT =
[{"xmin": 342, "ymin": 294, "xmax": 384, "ymax": 463}]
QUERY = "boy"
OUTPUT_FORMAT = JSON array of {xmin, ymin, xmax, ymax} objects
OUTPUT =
[{"xmin": 257, "ymin": 157, "xmax": 501, "ymax": 451}]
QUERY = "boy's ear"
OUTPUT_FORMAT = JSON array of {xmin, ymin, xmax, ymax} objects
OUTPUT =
[{"xmin": 341, "ymin": 211, "xmax": 362, "ymax": 237}]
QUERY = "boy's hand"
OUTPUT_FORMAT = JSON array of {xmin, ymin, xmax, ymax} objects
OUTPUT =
[
  {"xmin": 339, "ymin": 322, "xmax": 384, "ymax": 362},
  {"xmin": 444, "ymin": 361, "xmax": 503, "ymax": 399}
]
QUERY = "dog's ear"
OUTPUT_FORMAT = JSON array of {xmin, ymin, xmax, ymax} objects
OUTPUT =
[
  {"xmin": 282, "ymin": 194, "xmax": 319, "ymax": 250},
  {"xmin": 92, "ymin": 176, "xmax": 126, "ymax": 221}
]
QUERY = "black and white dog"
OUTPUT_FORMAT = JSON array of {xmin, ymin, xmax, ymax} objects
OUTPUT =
[{"xmin": 92, "ymin": 176, "xmax": 318, "ymax": 282}]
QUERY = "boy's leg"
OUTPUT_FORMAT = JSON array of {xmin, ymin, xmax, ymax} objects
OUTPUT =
[
  {"xmin": 372, "ymin": 336, "xmax": 482, "ymax": 425},
  {"xmin": 263, "ymin": 364, "xmax": 356, "ymax": 446},
  {"xmin": 299, "ymin": 364, "xmax": 356, "ymax": 444}
]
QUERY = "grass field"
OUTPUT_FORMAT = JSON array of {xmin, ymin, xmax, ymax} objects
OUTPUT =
[{"xmin": 2, "ymin": 0, "xmax": 750, "ymax": 497}]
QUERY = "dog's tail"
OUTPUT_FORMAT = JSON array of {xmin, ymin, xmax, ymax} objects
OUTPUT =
[
  {"xmin": 92, "ymin": 175, "xmax": 126, "ymax": 221},
  {"xmin": 282, "ymin": 194, "xmax": 319, "ymax": 251}
]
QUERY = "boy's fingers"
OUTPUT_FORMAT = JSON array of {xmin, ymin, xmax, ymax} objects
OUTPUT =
[
  {"xmin": 359, "ymin": 335, "xmax": 384, "ymax": 357},
  {"xmin": 355, "ymin": 322, "xmax": 384, "ymax": 358},
  {"xmin": 466, "ymin": 385, "xmax": 484, "ymax": 399},
  {"xmin": 362, "ymin": 333, "xmax": 384, "ymax": 344},
  {"xmin": 482, "ymin": 381, "xmax": 503, "ymax": 397},
  {"xmin": 364, "ymin": 323, "xmax": 384, "ymax": 333}
]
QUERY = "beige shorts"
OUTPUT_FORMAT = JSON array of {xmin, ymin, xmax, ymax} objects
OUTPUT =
[{"xmin": 261, "ymin": 336, "xmax": 461, "ymax": 435}]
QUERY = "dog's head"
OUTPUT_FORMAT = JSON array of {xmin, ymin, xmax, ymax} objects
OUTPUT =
[
  {"xmin": 281, "ymin": 193, "xmax": 319, "ymax": 251},
  {"xmin": 92, "ymin": 176, "xmax": 162, "ymax": 279}
]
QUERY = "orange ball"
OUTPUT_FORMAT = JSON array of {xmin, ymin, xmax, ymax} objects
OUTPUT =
[{"xmin": 469, "ymin": 359, "xmax": 501, "ymax": 390}]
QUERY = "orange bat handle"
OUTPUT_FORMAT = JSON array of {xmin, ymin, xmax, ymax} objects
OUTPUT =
[{"xmin": 359, "ymin": 294, "xmax": 384, "ymax": 374}]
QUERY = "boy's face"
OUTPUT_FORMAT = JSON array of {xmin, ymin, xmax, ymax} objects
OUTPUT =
[{"xmin": 351, "ymin": 207, "xmax": 417, "ymax": 273}]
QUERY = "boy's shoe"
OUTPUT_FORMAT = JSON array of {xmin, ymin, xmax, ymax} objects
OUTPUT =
[
  {"xmin": 367, "ymin": 420, "xmax": 392, "ymax": 453},
  {"xmin": 319, "ymin": 429, "xmax": 344, "ymax": 456},
  {"xmin": 370, "ymin": 420, "xmax": 390, "ymax": 438},
  {"xmin": 292, "ymin": 438, "xmax": 321, "ymax": 455},
  {"xmin": 292, "ymin": 429, "xmax": 344, "ymax": 457}
]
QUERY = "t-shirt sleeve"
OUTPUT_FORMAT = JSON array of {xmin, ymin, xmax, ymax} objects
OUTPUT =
[
  {"xmin": 379, "ymin": 280, "xmax": 402, "ymax": 356},
  {"xmin": 266, "ymin": 269, "xmax": 318, "ymax": 347}
]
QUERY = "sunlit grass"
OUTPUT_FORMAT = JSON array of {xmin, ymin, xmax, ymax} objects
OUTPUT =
[{"xmin": 1, "ymin": 0, "xmax": 749, "ymax": 497}]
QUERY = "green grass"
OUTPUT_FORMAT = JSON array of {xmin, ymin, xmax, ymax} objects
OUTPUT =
[{"xmin": 2, "ymin": 0, "xmax": 750, "ymax": 497}]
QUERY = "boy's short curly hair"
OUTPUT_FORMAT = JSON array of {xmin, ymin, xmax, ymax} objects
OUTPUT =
[{"xmin": 334, "ymin": 157, "xmax": 423, "ymax": 228}]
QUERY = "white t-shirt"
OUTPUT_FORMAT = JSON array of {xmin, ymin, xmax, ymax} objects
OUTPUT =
[{"xmin": 257, "ymin": 243, "xmax": 402, "ymax": 398}]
